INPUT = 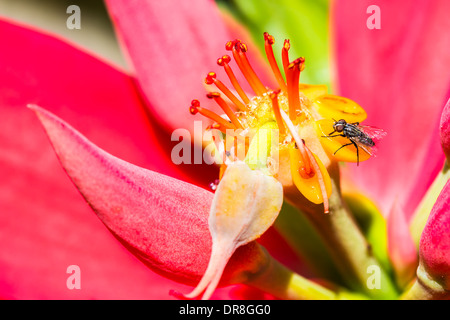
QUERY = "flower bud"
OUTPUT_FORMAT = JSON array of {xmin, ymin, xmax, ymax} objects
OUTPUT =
[
  {"xmin": 418, "ymin": 179, "xmax": 450, "ymax": 293},
  {"xmin": 439, "ymin": 98, "xmax": 450, "ymax": 161}
]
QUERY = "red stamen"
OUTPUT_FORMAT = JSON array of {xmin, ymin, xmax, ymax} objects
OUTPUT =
[
  {"xmin": 237, "ymin": 43, "xmax": 267, "ymax": 96},
  {"xmin": 225, "ymin": 40, "xmax": 236, "ymax": 51},
  {"xmin": 286, "ymin": 58, "xmax": 305, "ymax": 121},
  {"xmin": 205, "ymin": 72, "xmax": 217, "ymax": 85},
  {"xmin": 206, "ymin": 123, "xmax": 227, "ymax": 134},
  {"xmin": 218, "ymin": 55, "xmax": 250, "ymax": 105},
  {"xmin": 282, "ymin": 39, "xmax": 291, "ymax": 73},
  {"xmin": 207, "ymin": 92, "xmax": 244, "ymax": 130},
  {"xmin": 205, "ymin": 71, "xmax": 246, "ymax": 111},
  {"xmin": 189, "ymin": 100, "xmax": 235, "ymax": 130},
  {"xmin": 264, "ymin": 32, "xmax": 287, "ymax": 92},
  {"xmin": 269, "ymin": 90, "xmax": 285, "ymax": 135},
  {"xmin": 228, "ymin": 40, "xmax": 267, "ymax": 96}
]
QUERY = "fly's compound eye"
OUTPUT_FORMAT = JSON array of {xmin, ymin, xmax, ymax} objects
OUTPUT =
[
  {"xmin": 334, "ymin": 123, "xmax": 345, "ymax": 132},
  {"xmin": 333, "ymin": 119, "xmax": 347, "ymax": 132}
]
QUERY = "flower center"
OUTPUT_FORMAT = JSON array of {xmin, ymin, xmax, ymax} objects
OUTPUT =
[{"xmin": 188, "ymin": 33, "xmax": 376, "ymax": 214}]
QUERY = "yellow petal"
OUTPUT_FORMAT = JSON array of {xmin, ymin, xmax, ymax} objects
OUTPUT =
[
  {"xmin": 315, "ymin": 119, "xmax": 371, "ymax": 163},
  {"xmin": 313, "ymin": 94, "xmax": 367, "ymax": 123},
  {"xmin": 299, "ymin": 83, "xmax": 328, "ymax": 100},
  {"xmin": 289, "ymin": 143, "xmax": 332, "ymax": 204}
]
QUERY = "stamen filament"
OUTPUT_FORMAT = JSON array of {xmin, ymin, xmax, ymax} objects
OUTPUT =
[
  {"xmin": 237, "ymin": 44, "xmax": 267, "ymax": 96},
  {"xmin": 207, "ymin": 92, "xmax": 244, "ymax": 130},
  {"xmin": 264, "ymin": 32, "xmax": 287, "ymax": 92},
  {"xmin": 279, "ymin": 108, "xmax": 311, "ymax": 174},
  {"xmin": 269, "ymin": 91, "xmax": 286, "ymax": 135},
  {"xmin": 286, "ymin": 58, "xmax": 305, "ymax": 121},
  {"xmin": 206, "ymin": 72, "xmax": 246, "ymax": 111},
  {"xmin": 229, "ymin": 41, "xmax": 266, "ymax": 96},
  {"xmin": 190, "ymin": 100, "xmax": 235, "ymax": 130},
  {"xmin": 219, "ymin": 57, "xmax": 251, "ymax": 105},
  {"xmin": 206, "ymin": 123, "xmax": 227, "ymax": 134},
  {"xmin": 282, "ymin": 39, "xmax": 290, "ymax": 74}
]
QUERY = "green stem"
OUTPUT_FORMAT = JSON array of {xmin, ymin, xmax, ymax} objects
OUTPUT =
[
  {"xmin": 284, "ymin": 164, "xmax": 398, "ymax": 299},
  {"xmin": 410, "ymin": 161, "xmax": 450, "ymax": 248},
  {"xmin": 400, "ymin": 264, "xmax": 450, "ymax": 300},
  {"xmin": 273, "ymin": 201, "xmax": 342, "ymax": 283},
  {"xmin": 245, "ymin": 252, "xmax": 367, "ymax": 300}
]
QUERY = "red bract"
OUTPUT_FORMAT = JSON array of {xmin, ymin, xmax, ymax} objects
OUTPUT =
[
  {"xmin": 29, "ymin": 104, "xmax": 268, "ymax": 289},
  {"xmin": 1, "ymin": 0, "xmax": 450, "ymax": 300},
  {"xmin": 0, "ymin": 17, "xmax": 257, "ymax": 299}
]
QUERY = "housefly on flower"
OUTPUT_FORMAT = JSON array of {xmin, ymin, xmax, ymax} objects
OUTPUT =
[{"xmin": 323, "ymin": 119, "xmax": 387, "ymax": 165}]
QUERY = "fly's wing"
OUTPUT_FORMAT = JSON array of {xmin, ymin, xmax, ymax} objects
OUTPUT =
[
  {"xmin": 358, "ymin": 125, "xmax": 387, "ymax": 142},
  {"xmin": 358, "ymin": 142, "xmax": 378, "ymax": 157},
  {"xmin": 353, "ymin": 125, "xmax": 387, "ymax": 157}
]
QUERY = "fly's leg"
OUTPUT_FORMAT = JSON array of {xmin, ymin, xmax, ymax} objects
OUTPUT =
[
  {"xmin": 333, "ymin": 142, "xmax": 353, "ymax": 155},
  {"xmin": 333, "ymin": 140, "xmax": 360, "ymax": 166},
  {"xmin": 323, "ymin": 133, "xmax": 345, "ymax": 138},
  {"xmin": 353, "ymin": 140, "xmax": 360, "ymax": 166}
]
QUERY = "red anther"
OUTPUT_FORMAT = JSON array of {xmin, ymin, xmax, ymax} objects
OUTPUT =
[
  {"xmin": 282, "ymin": 39, "xmax": 290, "ymax": 72},
  {"xmin": 189, "ymin": 101, "xmax": 236, "ymax": 131},
  {"xmin": 189, "ymin": 105, "xmax": 199, "ymax": 115},
  {"xmin": 288, "ymin": 57, "xmax": 305, "ymax": 71},
  {"xmin": 238, "ymin": 42, "xmax": 248, "ymax": 53},
  {"xmin": 206, "ymin": 92, "xmax": 221, "ymax": 99},
  {"xmin": 191, "ymin": 99, "xmax": 200, "ymax": 107},
  {"xmin": 299, "ymin": 58, "xmax": 306, "ymax": 71},
  {"xmin": 225, "ymin": 39, "xmax": 238, "ymax": 51},
  {"xmin": 264, "ymin": 32, "xmax": 275, "ymax": 45},
  {"xmin": 225, "ymin": 41, "xmax": 233, "ymax": 51},
  {"xmin": 205, "ymin": 72, "xmax": 217, "ymax": 85},
  {"xmin": 217, "ymin": 55, "xmax": 231, "ymax": 66}
]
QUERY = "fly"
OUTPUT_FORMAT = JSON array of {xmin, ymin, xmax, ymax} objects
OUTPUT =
[{"xmin": 322, "ymin": 119, "xmax": 386, "ymax": 165}]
